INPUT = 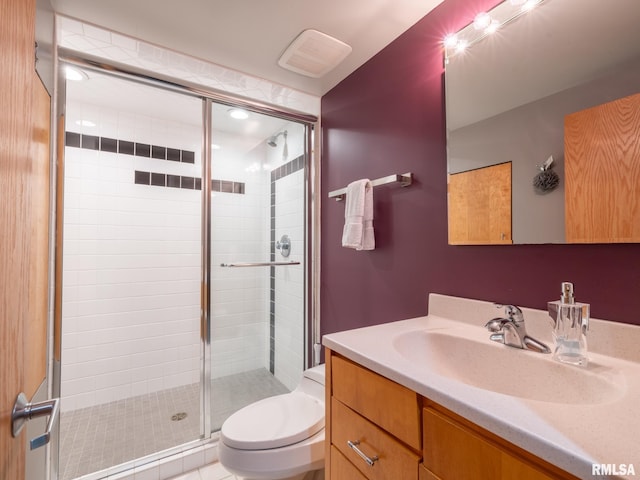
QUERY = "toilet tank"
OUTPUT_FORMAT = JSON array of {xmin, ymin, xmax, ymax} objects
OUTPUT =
[{"xmin": 296, "ymin": 364, "xmax": 325, "ymax": 400}]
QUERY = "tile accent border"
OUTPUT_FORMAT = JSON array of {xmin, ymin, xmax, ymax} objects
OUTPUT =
[
  {"xmin": 65, "ymin": 131, "xmax": 245, "ymax": 194},
  {"xmin": 133, "ymin": 170, "xmax": 245, "ymax": 194},
  {"xmin": 65, "ymin": 131, "xmax": 195, "ymax": 163},
  {"xmin": 269, "ymin": 154, "xmax": 305, "ymax": 374}
]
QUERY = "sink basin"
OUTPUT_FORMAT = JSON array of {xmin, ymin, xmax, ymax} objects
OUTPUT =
[{"xmin": 393, "ymin": 329, "xmax": 625, "ymax": 404}]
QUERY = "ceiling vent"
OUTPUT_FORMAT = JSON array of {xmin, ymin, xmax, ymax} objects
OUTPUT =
[{"xmin": 278, "ymin": 29, "xmax": 352, "ymax": 78}]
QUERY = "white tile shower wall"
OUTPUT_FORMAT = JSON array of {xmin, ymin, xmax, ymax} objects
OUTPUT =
[
  {"xmin": 269, "ymin": 123, "xmax": 306, "ymax": 391},
  {"xmin": 62, "ymin": 98, "xmax": 272, "ymax": 410},
  {"xmin": 62, "ymin": 96, "xmax": 301, "ymax": 411},
  {"xmin": 61, "ymin": 99, "xmax": 204, "ymax": 412},
  {"xmin": 210, "ymin": 126, "xmax": 309, "ymax": 383},
  {"xmin": 210, "ymin": 146, "xmax": 270, "ymax": 378},
  {"xmin": 273, "ymin": 170, "xmax": 305, "ymax": 391}
]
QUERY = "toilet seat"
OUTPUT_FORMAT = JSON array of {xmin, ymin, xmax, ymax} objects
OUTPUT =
[{"xmin": 221, "ymin": 391, "xmax": 324, "ymax": 450}]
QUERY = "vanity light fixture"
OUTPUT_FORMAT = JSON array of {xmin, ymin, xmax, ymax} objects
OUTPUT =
[{"xmin": 443, "ymin": 0, "xmax": 547, "ymax": 63}]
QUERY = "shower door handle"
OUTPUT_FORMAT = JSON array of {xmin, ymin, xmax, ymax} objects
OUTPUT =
[
  {"xmin": 12, "ymin": 392, "xmax": 60, "ymax": 450},
  {"xmin": 220, "ymin": 261, "xmax": 300, "ymax": 267}
]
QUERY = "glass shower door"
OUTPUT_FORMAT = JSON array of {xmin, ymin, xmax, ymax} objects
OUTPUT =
[
  {"xmin": 209, "ymin": 104, "xmax": 308, "ymax": 431},
  {"xmin": 59, "ymin": 64, "xmax": 313, "ymax": 479},
  {"xmin": 59, "ymin": 69, "xmax": 204, "ymax": 479}
]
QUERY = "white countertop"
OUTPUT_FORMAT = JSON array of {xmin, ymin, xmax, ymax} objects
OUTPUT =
[{"xmin": 322, "ymin": 294, "xmax": 640, "ymax": 480}]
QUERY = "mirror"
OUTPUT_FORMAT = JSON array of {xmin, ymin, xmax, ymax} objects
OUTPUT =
[{"xmin": 445, "ymin": 0, "xmax": 640, "ymax": 244}]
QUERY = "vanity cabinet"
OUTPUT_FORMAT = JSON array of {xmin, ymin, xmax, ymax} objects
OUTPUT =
[
  {"xmin": 421, "ymin": 404, "xmax": 578, "ymax": 480},
  {"xmin": 326, "ymin": 353, "xmax": 421, "ymax": 480},
  {"xmin": 330, "ymin": 446, "xmax": 368, "ymax": 480},
  {"xmin": 325, "ymin": 349, "xmax": 579, "ymax": 480}
]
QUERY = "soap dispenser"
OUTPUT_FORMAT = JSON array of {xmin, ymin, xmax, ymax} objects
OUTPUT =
[{"xmin": 548, "ymin": 282, "xmax": 589, "ymax": 367}]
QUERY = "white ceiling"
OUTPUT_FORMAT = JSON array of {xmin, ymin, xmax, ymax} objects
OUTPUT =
[{"xmin": 50, "ymin": 0, "xmax": 446, "ymax": 96}]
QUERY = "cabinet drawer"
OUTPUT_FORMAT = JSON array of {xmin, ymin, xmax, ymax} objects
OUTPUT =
[
  {"xmin": 331, "ymin": 355, "xmax": 421, "ymax": 450},
  {"xmin": 332, "ymin": 398, "xmax": 420, "ymax": 480},
  {"xmin": 331, "ymin": 445, "xmax": 368, "ymax": 480},
  {"xmin": 423, "ymin": 407, "xmax": 572, "ymax": 480},
  {"xmin": 419, "ymin": 464, "xmax": 442, "ymax": 480}
]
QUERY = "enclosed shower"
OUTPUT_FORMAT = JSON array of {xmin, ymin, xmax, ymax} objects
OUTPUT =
[{"xmin": 57, "ymin": 67, "xmax": 314, "ymax": 479}]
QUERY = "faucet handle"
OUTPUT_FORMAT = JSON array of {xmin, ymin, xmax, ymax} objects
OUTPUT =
[
  {"xmin": 484, "ymin": 318, "xmax": 507, "ymax": 332},
  {"xmin": 494, "ymin": 304, "xmax": 524, "ymax": 322}
]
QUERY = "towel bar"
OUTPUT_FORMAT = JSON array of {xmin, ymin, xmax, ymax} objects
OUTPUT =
[{"xmin": 328, "ymin": 172, "xmax": 413, "ymax": 201}]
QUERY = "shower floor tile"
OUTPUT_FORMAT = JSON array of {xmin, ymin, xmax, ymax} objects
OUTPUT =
[{"xmin": 59, "ymin": 368, "xmax": 289, "ymax": 480}]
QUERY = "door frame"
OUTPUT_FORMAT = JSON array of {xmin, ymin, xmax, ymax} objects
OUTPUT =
[{"xmin": 1, "ymin": 1, "xmax": 54, "ymax": 479}]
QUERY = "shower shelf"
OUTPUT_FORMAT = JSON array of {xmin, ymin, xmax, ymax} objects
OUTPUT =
[
  {"xmin": 328, "ymin": 172, "xmax": 413, "ymax": 201},
  {"xmin": 220, "ymin": 261, "xmax": 301, "ymax": 267}
]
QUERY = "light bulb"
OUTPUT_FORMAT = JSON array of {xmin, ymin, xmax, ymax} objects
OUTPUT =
[
  {"xmin": 443, "ymin": 34, "xmax": 459, "ymax": 48},
  {"xmin": 485, "ymin": 19, "xmax": 500, "ymax": 34},
  {"xmin": 522, "ymin": 0, "xmax": 541, "ymax": 11},
  {"xmin": 473, "ymin": 12, "xmax": 492, "ymax": 30},
  {"xmin": 455, "ymin": 40, "xmax": 468, "ymax": 53}
]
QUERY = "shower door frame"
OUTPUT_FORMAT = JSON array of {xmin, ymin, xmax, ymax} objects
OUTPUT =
[{"xmin": 53, "ymin": 51, "xmax": 319, "ymax": 480}]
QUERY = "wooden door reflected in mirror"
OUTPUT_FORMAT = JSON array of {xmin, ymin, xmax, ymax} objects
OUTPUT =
[
  {"xmin": 448, "ymin": 162, "xmax": 512, "ymax": 245},
  {"xmin": 565, "ymin": 93, "xmax": 640, "ymax": 243}
]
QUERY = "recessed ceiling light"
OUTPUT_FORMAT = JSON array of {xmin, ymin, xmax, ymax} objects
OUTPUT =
[
  {"xmin": 65, "ymin": 66, "xmax": 89, "ymax": 81},
  {"xmin": 212, "ymin": 143, "xmax": 221, "ymax": 150},
  {"xmin": 228, "ymin": 108, "xmax": 249, "ymax": 120}
]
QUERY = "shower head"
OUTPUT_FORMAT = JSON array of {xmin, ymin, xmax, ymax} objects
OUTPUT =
[{"xmin": 267, "ymin": 130, "xmax": 287, "ymax": 147}]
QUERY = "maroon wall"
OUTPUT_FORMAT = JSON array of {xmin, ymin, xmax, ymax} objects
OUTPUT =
[{"xmin": 320, "ymin": 0, "xmax": 640, "ymax": 338}]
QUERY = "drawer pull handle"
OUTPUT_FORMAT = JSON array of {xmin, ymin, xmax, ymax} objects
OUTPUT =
[{"xmin": 347, "ymin": 440, "xmax": 379, "ymax": 466}]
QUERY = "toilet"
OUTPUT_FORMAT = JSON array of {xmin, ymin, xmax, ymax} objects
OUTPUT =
[{"xmin": 218, "ymin": 364, "xmax": 325, "ymax": 480}]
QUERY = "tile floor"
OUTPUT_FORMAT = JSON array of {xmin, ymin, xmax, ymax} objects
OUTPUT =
[
  {"xmin": 60, "ymin": 369, "xmax": 288, "ymax": 480},
  {"xmin": 167, "ymin": 462, "xmax": 235, "ymax": 480},
  {"xmin": 167, "ymin": 462, "xmax": 325, "ymax": 480}
]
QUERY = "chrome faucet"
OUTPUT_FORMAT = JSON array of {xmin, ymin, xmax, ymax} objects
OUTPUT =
[{"xmin": 484, "ymin": 304, "xmax": 551, "ymax": 354}]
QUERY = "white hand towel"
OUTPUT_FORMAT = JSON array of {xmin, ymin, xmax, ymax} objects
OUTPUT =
[
  {"xmin": 342, "ymin": 179, "xmax": 375, "ymax": 250},
  {"xmin": 361, "ymin": 181, "xmax": 375, "ymax": 251}
]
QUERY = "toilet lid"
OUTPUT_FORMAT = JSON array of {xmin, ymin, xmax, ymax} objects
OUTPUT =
[{"xmin": 221, "ymin": 392, "xmax": 325, "ymax": 450}]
